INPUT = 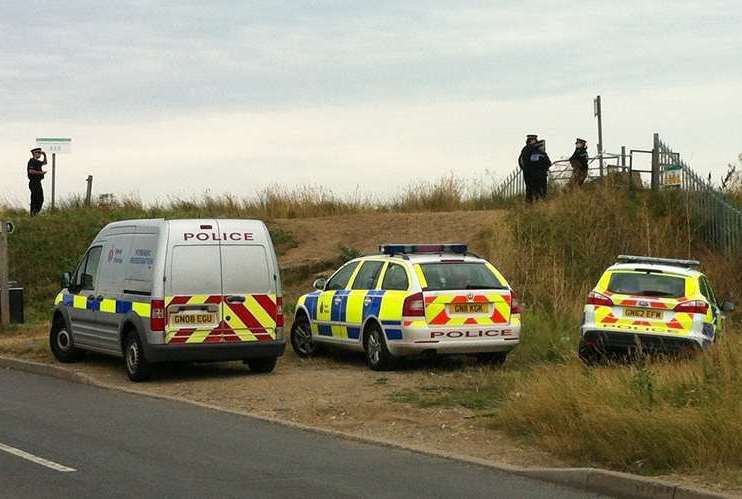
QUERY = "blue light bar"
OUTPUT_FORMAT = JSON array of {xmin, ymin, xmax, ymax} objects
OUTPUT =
[{"xmin": 379, "ymin": 243, "xmax": 468, "ymax": 255}]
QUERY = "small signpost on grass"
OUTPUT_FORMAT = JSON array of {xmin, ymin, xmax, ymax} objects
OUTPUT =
[
  {"xmin": 35, "ymin": 137, "xmax": 72, "ymax": 210},
  {"xmin": 0, "ymin": 220, "xmax": 11, "ymax": 327}
]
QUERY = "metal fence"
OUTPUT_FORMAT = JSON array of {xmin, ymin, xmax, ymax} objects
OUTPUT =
[{"xmin": 494, "ymin": 135, "xmax": 742, "ymax": 254}]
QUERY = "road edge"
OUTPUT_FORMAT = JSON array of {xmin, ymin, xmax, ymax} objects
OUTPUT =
[{"xmin": 0, "ymin": 355, "xmax": 733, "ymax": 499}]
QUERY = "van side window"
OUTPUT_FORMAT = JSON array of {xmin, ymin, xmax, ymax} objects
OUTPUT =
[
  {"xmin": 352, "ymin": 261, "xmax": 384, "ymax": 290},
  {"xmin": 74, "ymin": 246, "xmax": 103, "ymax": 291},
  {"xmin": 382, "ymin": 264, "xmax": 409, "ymax": 291},
  {"xmin": 326, "ymin": 262, "xmax": 359, "ymax": 291}
]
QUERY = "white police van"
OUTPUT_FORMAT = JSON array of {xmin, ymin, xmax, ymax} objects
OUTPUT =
[{"xmin": 50, "ymin": 219, "xmax": 285, "ymax": 381}]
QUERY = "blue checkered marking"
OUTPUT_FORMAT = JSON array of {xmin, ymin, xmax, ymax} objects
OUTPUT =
[
  {"xmin": 347, "ymin": 327, "xmax": 361, "ymax": 339},
  {"xmin": 86, "ymin": 298, "xmax": 100, "ymax": 312},
  {"xmin": 318, "ymin": 324, "xmax": 332, "ymax": 336},
  {"xmin": 304, "ymin": 292, "xmax": 320, "ymax": 320},
  {"xmin": 363, "ymin": 290, "xmax": 385, "ymax": 321},
  {"xmin": 62, "ymin": 294, "xmax": 74, "ymax": 306},
  {"xmin": 331, "ymin": 290, "xmax": 350, "ymax": 322}
]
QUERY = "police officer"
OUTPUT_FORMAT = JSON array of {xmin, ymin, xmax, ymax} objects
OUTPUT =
[
  {"xmin": 518, "ymin": 135, "xmax": 551, "ymax": 202},
  {"xmin": 27, "ymin": 147, "xmax": 47, "ymax": 216},
  {"xmin": 568, "ymin": 138, "xmax": 589, "ymax": 188}
]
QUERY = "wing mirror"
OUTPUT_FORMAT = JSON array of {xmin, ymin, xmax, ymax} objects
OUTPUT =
[
  {"xmin": 60, "ymin": 272, "xmax": 72, "ymax": 289},
  {"xmin": 313, "ymin": 277, "xmax": 327, "ymax": 291},
  {"xmin": 721, "ymin": 301, "xmax": 735, "ymax": 313}
]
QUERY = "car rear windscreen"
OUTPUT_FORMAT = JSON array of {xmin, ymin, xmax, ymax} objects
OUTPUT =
[
  {"xmin": 419, "ymin": 262, "xmax": 505, "ymax": 291},
  {"xmin": 607, "ymin": 272, "xmax": 686, "ymax": 298}
]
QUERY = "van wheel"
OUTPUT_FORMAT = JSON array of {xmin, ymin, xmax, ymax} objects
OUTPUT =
[
  {"xmin": 124, "ymin": 332, "xmax": 152, "ymax": 382},
  {"xmin": 290, "ymin": 314, "xmax": 318, "ymax": 357},
  {"xmin": 49, "ymin": 321, "xmax": 85, "ymax": 363},
  {"xmin": 365, "ymin": 324, "xmax": 396, "ymax": 371},
  {"xmin": 247, "ymin": 357, "xmax": 277, "ymax": 374},
  {"xmin": 476, "ymin": 352, "xmax": 508, "ymax": 366}
]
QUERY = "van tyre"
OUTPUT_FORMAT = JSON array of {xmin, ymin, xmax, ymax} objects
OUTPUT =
[
  {"xmin": 50, "ymin": 321, "xmax": 85, "ymax": 363},
  {"xmin": 290, "ymin": 314, "xmax": 318, "ymax": 357},
  {"xmin": 124, "ymin": 332, "xmax": 152, "ymax": 382},
  {"xmin": 476, "ymin": 351, "xmax": 508, "ymax": 366},
  {"xmin": 247, "ymin": 357, "xmax": 277, "ymax": 374},
  {"xmin": 365, "ymin": 324, "xmax": 396, "ymax": 371}
]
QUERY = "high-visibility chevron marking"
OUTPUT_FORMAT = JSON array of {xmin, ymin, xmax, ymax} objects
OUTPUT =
[{"xmin": 226, "ymin": 302, "xmax": 272, "ymax": 341}]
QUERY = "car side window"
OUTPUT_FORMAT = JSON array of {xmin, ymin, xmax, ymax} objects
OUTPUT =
[
  {"xmin": 352, "ymin": 261, "xmax": 384, "ymax": 290},
  {"xmin": 382, "ymin": 263, "xmax": 409, "ymax": 291},
  {"xmin": 325, "ymin": 262, "xmax": 359, "ymax": 291},
  {"xmin": 700, "ymin": 277, "xmax": 717, "ymax": 306},
  {"xmin": 74, "ymin": 246, "xmax": 103, "ymax": 291}
]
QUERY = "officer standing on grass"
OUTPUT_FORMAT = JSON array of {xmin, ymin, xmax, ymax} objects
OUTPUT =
[
  {"xmin": 518, "ymin": 135, "xmax": 552, "ymax": 202},
  {"xmin": 27, "ymin": 147, "xmax": 47, "ymax": 215},
  {"xmin": 568, "ymin": 138, "xmax": 589, "ymax": 188}
]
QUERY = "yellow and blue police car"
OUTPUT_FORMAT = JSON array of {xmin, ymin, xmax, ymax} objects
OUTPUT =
[
  {"xmin": 290, "ymin": 244, "xmax": 522, "ymax": 370},
  {"xmin": 579, "ymin": 255, "xmax": 735, "ymax": 362}
]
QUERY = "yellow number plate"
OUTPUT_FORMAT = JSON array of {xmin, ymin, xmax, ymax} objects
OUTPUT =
[
  {"xmin": 171, "ymin": 312, "xmax": 217, "ymax": 326},
  {"xmin": 624, "ymin": 308, "xmax": 663, "ymax": 320},
  {"xmin": 450, "ymin": 303, "xmax": 487, "ymax": 314}
]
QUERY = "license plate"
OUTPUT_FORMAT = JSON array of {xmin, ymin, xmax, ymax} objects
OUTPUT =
[
  {"xmin": 171, "ymin": 312, "xmax": 217, "ymax": 326},
  {"xmin": 624, "ymin": 308, "xmax": 663, "ymax": 320},
  {"xmin": 450, "ymin": 303, "xmax": 487, "ymax": 314}
]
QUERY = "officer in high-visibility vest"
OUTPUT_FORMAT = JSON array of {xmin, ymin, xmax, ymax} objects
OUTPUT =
[{"xmin": 27, "ymin": 148, "xmax": 47, "ymax": 216}]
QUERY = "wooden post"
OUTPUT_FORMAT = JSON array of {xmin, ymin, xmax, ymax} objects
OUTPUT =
[
  {"xmin": 85, "ymin": 175, "xmax": 93, "ymax": 207},
  {"xmin": 0, "ymin": 221, "xmax": 9, "ymax": 328},
  {"xmin": 594, "ymin": 95, "xmax": 604, "ymax": 177},
  {"xmin": 51, "ymin": 152, "xmax": 57, "ymax": 210}
]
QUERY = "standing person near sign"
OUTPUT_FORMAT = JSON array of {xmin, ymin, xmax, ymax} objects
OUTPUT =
[
  {"xmin": 27, "ymin": 148, "xmax": 47, "ymax": 216},
  {"xmin": 568, "ymin": 138, "xmax": 589, "ymax": 188},
  {"xmin": 518, "ymin": 135, "xmax": 551, "ymax": 202}
]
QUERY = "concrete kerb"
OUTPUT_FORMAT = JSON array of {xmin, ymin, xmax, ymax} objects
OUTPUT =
[{"xmin": 0, "ymin": 356, "xmax": 734, "ymax": 499}]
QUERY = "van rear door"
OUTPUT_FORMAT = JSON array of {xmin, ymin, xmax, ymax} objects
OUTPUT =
[
  {"xmin": 216, "ymin": 220, "xmax": 280, "ymax": 343},
  {"xmin": 165, "ymin": 220, "xmax": 224, "ymax": 344}
]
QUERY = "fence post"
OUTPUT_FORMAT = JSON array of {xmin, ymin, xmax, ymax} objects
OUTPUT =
[
  {"xmin": 651, "ymin": 133, "xmax": 660, "ymax": 191},
  {"xmin": 85, "ymin": 175, "xmax": 94, "ymax": 207}
]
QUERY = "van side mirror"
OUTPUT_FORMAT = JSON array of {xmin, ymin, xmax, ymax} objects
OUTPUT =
[
  {"xmin": 313, "ymin": 277, "xmax": 327, "ymax": 291},
  {"xmin": 60, "ymin": 272, "xmax": 71, "ymax": 289},
  {"xmin": 721, "ymin": 301, "xmax": 735, "ymax": 313}
]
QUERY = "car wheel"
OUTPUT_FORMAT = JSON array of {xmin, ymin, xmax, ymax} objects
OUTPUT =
[
  {"xmin": 247, "ymin": 357, "xmax": 278, "ymax": 374},
  {"xmin": 291, "ymin": 314, "xmax": 318, "ymax": 357},
  {"xmin": 365, "ymin": 324, "xmax": 396, "ymax": 371},
  {"xmin": 49, "ymin": 320, "xmax": 85, "ymax": 363},
  {"xmin": 124, "ymin": 331, "xmax": 152, "ymax": 382},
  {"xmin": 476, "ymin": 351, "xmax": 508, "ymax": 366}
]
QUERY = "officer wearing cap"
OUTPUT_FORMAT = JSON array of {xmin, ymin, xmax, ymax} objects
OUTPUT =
[
  {"xmin": 27, "ymin": 147, "xmax": 47, "ymax": 215},
  {"xmin": 518, "ymin": 134, "xmax": 551, "ymax": 202},
  {"xmin": 568, "ymin": 138, "xmax": 589, "ymax": 188}
]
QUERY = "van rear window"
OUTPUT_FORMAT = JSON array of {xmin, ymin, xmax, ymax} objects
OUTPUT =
[
  {"xmin": 169, "ymin": 245, "xmax": 222, "ymax": 296},
  {"xmin": 221, "ymin": 245, "xmax": 273, "ymax": 294},
  {"xmin": 607, "ymin": 272, "xmax": 686, "ymax": 298},
  {"xmin": 419, "ymin": 262, "xmax": 505, "ymax": 291}
]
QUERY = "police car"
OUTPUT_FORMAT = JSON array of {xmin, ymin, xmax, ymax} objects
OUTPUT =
[
  {"xmin": 290, "ymin": 244, "xmax": 521, "ymax": 370},
  {"xmin": 579, "ymin": 255, "xmax": 735, "ymax": 362}
]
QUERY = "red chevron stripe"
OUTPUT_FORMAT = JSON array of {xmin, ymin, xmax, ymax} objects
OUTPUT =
[
  {"xmin": 169, "ymin": 327, "xmax": 196, "ymax": 343},
  {"xmin": 430, "ymin": 309, "xmax": 449, "ymax": 325},
  {"xmin": 252, "ymin": 294, "xmax": 277, "ymax": 319},
  {"xmin": 167, "ymin": 295, "xmax": 191, "ymax": 308},
  {"xmin": 490, "ymin": 308, "xmax": 506, "ymax": 323},
  {"xmin": 227, "ymin": 302, "xmax": 271, "ymax": 341},
  {"xmin": 205, "ymin": 295, "xmax": 223, "ymax": 304},
  {"xmin": 464, "ymin": 318, "xmax": 478, "ymax": 325}
]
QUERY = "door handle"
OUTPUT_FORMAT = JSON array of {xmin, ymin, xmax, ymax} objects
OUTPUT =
[
  {"xmin": 96, "ymin": 295, "xmax": 104, "ymax": 301},
  {"xmin": 225, "ymin": 295, "xmax": 246, "ymax": 303},
  {"xmin": 87, "ymin": 295, "xmax": 96, "ymax": 301}
]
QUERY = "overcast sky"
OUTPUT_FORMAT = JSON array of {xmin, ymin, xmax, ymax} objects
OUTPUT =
[{"xmin": 2, "ymin": 1, "xmax": 740, "ymax": 205}]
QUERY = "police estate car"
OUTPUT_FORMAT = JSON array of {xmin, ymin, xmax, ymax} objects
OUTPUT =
[
  {"xmin": 290, "ymin": 244, "xmax": 521, "ymax": 370},
  {"xmin": 579, "ymin": 255, "xmax": 734, "ymax": 362}
]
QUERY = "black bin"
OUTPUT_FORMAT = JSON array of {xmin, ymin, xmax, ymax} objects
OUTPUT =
[{"xmin": 1, "ymin": 281, "xmax": 24, "ymax": 324}]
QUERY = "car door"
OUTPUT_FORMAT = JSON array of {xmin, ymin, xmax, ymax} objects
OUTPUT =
[
  {"xmin": 345, "ymin": 260, "xmax": 385, "ymax": 342},
  {"xmin": 315, "ymin": 261, "xmax": 359, "ymax": 340},
  {"xmin": 699, "ymin": 276, "xmax": 722, "ymax": 337},
  {"xmin": 68, "ymin": 246, "xmax": 104, "ymax": 350}
]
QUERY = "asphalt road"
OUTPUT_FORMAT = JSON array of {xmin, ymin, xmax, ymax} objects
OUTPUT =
[{"xmin": 0, "ymin": 369, "xmax": 608, "ymax": 499}]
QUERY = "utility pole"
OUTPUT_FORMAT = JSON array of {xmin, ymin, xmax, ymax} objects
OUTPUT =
[
  {"xmin": 594, "ymin": 95, "xmax": 604, "ymax": 177},
  {"xmin": 651, "ymin": 133, "xmax": 660, "ymax": 191},
  {"xmin": 0, "ymin": 221, "xmax": 9, "ymax": 328},
  {"xmin": 85, "ymin": 175, "xmax": 94, "ymax": 207},
  {"xmin": 51, "ymin": 152, "xmax": 57, "ymax": 210}
]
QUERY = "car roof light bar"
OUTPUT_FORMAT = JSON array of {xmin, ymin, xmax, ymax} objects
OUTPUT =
[
  {"xmin": 380, "ymin": 243, "xmax": 468, "ymax": 255},
  {"xmin": 616, "ymin": 255, "xmax": 701, "ymax": 268}
]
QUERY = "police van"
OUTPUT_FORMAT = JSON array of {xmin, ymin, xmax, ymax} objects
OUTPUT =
[
  {"xmin": 579, "ymin": 255, "xmax": 734, "ymax": 361},
  {"xmin": 291, "ymin": 244, "xmax": 521, "ymax": 370},
  {"xmin": 50, "ymin": 219, "xmax": 285, "ymax": 381}
]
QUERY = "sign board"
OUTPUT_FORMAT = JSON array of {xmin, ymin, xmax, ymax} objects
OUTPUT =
[
  {"xmin": 663, "ymin": 164, "xmax": 682, "ymax": 188},
  {"xmin": 36, "ymin": 137, "xmax": 71, "ymax": 154}
]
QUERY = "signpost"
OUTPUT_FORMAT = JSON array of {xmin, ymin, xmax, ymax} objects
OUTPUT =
[
  {"xmin": 0, "ymin": 220, "xmax": 10, "ymax": 328},
  {"xmin": 35, "ymin": 138, "xmax": 72, "ymax": 210}
]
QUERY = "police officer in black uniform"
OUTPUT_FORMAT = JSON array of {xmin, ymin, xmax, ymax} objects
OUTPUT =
[
  {"xmin": 27, "ymin": 147, "xmax": 47, "ymax": 216},
  {"xmin": 518, "ymin": 135, "xmax": 552, "ymax": 202},
  {"xmin": 568, "ymin": 138, "xmax": 589, "ymax": 188}
]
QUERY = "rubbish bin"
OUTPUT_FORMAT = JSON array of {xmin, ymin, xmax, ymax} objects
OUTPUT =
[{"xmin": 1, "ymin": 281, "xmax": 24, "ymax": 324}]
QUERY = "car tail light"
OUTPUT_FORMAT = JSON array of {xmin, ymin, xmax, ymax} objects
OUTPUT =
[
  {"xmin": 151, "ymin": 299, "xmax": 166, "ymax": 332},
  {"xmin": 587, "ymin": 291, "xmax": 613, "ymax": 307},
  {"xmin": 674, "ymin": 300, "xmax": 709, "ymax": 315},
  {"xmin": 276, "ymin": 296, "xmax": 284, "ymax": 327},
  {"xmin": 403, "ymin": 292, "xmax": 425, "ymax": 317},
  {"xmin": 510, "ymin": 290, "xmax": 522, "ymax": 314}
]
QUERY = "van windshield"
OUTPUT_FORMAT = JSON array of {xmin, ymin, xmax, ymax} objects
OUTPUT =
[
  {"xmin": 608, "ymin": 272, "xmax": 686, "ymax": 298},
  {"xmin": 419, "ymin": 262, "xmax": 505, "ymax": 291},
  {"xmin": 169, "ymin": 245, "xmax": 222, "ymax": 296}
]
